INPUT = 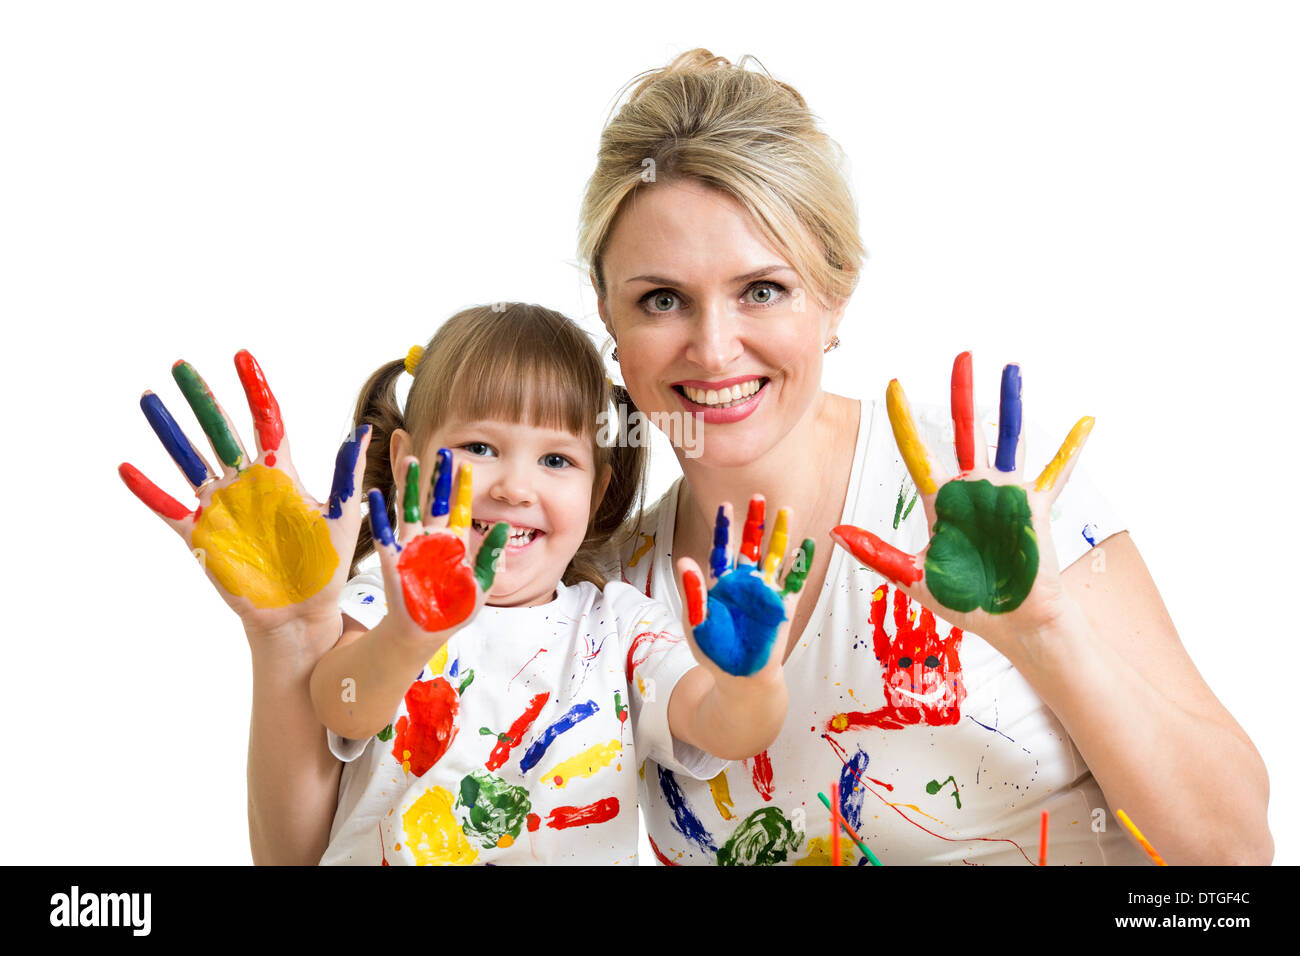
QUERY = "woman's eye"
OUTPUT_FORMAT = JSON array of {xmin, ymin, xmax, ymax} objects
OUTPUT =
[
  {"xmin": 542, "ymin": 453, "xmax": 573, "ymax": 469},
  {"xmin": 640, "ymin": 290, "xmax": 680, "ymax": 313},
  {"xmin": 745, "ymin": 281, "xmax": 785, "ymax": 305}
]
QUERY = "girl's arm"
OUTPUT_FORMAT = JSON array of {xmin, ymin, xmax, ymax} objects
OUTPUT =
[{"xmin": 666, "ymin": 497, "xmax": 812, "ymax": 761}]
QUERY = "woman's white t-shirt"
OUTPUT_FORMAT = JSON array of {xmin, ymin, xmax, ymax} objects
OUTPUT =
[
  {"xmin": 320, "ymin": 573, "xmax": 722, "ymax": 865},
  {"xmin": 617, "ymin": 399, "xmax": 1150, "ymax": 866}
]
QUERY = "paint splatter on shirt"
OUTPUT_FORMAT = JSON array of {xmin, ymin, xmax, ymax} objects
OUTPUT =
[{"xmin": 618, "ymin": 398, "xmax": 1150, "ymax": 866}]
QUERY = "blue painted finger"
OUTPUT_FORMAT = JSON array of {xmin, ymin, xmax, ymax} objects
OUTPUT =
[
  {"xmin": 367, "ymin": 489, "xmax": 396, "ymax": 549},
  {"xmin": 140, "ymin": 391, "xmax": 210, "ymax": 487},
  {"xmin": 995, "ymin": 364, "xmax": 1022, "ymax": 473},
  {"xmin": 431, "ymin": 448, "xmax": 453, "ymax": 517},
  {"xmin": 709, "ymin": 505, "xmax": 730, "ymax": 579},
  {"xmin": 328, "ymin": 425, "xmax": 369, "ymax": 519}
]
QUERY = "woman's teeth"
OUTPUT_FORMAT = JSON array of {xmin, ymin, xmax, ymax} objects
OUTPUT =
[
  {"xmin": 472, "ymin": 520, "xmax": 538, "ymax": 544},
  {"xmin": 681, "ymin": 378, "xmax": 764, "ymax": 408}
]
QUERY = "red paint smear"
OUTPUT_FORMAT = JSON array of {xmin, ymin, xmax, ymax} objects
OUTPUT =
[
  {"xmin": 951, "ymin": 351, "xmax": 975, "ymax": 473},
  {"xmin": 750, "ymin": 750, "xmax": 774, "ymax": 801},
  {"xmin": 485, "ymin": 692, "xmax": 550, "ymax": 771},
  {"xmin": 831, "ymin": 525, "xmax": 922, "ymax": 586},
  {"xmin": 119, "ymin": 463, "xmax": 192, "ymax": 521},
  {"xmin": 378, "ymin": 824, "xmax": 389, "ymax": 866},
  {"xmin": 234, "ymin": 350, "xmax": 284, "ymax": 454},
  {"xmin": 508, "ymin": 647, "xmax": 547, "ymax": 689},
  {"xmin": 740, "ymin": 497, "xmax": 765, "ymax": 563},
  {"xmin": 648, "ymin": 835, "xmax": 679, "ymax": 866},
  {"xmin": 626, "ymin": 629, "xmax": 684, "ymax": 683},
  {"xmin": 546, "ymin": 797, "xmax": 620, "ymax": 830},
  {"xmin": 392, "ymin": 677, "xmax": 459, "ymax": 776},
  {"xmin": 398, "ymin": 533, "xmax": 477, "ymax": 631},
  {"xmin": 265, "ymin": 453, "xmax": 276, "ymax": 467},
  {"xmin": 526, "ymin": 813, "xmax": 540, "ymax": 832},
  {"xmin": 683, "ymin": 569, "xmax": 705, "ymax": 626},
  {"xmin": 823, "ymin": 734, "xmax": 1033, "ymax": 865}
]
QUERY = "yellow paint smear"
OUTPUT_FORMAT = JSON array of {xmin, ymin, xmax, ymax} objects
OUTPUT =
[
  {"xmin": 403, "ymin": 786, "xmax": 478, "ymax": 866},
  {"xmin": 762, "ymin": 508, "xmax": 789, "ymax": 584},
  {"xmin": 886, "ymin": 380, "xmax": 937, "ymax": 494},
  {"xmin": 191, "ymin": 463, "xmax": 337, "ymax": 608},
  {"xmin": 427, "ymin": 644, "xmax": 449, "ymax": 677},
  {"xmin": 628, "ymin": 532, "xmax": 655, "ymax": 568},
  {"xmin": 888, "ymin": 802, "xmax": 945, "ymax": 824},
  {"xmin": 794, "ymin": 836, "xmax": 856, "ymax": 866},
  {"xmin": 708, "ymin": 771, "xmax": 735, "ymax": 821},
  {"xmin": 1033, "ymin": 416, "xmax": 1095, "ymax": 492},
  {"xmin": 542, "ymin": 739, "xmax": 622, "ymax": 788}
]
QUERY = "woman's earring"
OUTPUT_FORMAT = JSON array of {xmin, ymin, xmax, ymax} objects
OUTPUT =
[
  {"xmin": 823, "ymin": 336, "xmax": 841, "ymax": 354},
  {"xmin": 612, "ymin": 346, "xmax": 619, "ymax": 362}
]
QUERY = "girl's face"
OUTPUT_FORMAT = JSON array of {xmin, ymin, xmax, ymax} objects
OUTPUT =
[
  {"xmin": 597, "ymin": 178, "xmax": 845, "ymax": 468},
  {"xmin": 421, "ymin": 418, "xmax": 609, "ymax": 607}
]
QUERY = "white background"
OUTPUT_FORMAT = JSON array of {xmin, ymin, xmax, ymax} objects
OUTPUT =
[{"xmin": 2, "ymin": 1, "xmax": 1295, "ymax": 865}]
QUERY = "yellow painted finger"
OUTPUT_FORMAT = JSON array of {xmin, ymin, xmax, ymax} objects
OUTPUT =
[
  {"xmin": 1033, "ymin": 416, "xmax": 1094, "ymax": 492},
  {"xmin": 449, "ymin": 462, "xmax": 473, "ymax": 535},
  {"xmin": 762, "ymin": 508, "xmax": 790, "ymax": 585},
  {"xmin": 886, "ymin": 380, "xmax": 938, "ymax": 495}
]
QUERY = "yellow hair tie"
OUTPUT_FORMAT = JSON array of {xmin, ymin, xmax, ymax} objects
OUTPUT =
[{"xmin": 405, "ymin": 345, "xmax": 425, "ymax": 376}]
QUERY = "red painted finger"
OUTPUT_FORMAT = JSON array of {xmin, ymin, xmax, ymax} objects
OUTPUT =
[
  {"xmin": 738, "ymin": 495, "xmax": 765, "ymax": 566},
  {"xmin": 830, "ymin": 524, "xmax": 921, "ymax": 587},
  {"xmin": 682, "ymin": 567, "xmax": 707, "ymax": 627},
  {"xmin": 233, "ymin": 350, "xmax": 285, "ymax": 461},
  {"xmin": 951, "ymin": 351, "xmax": 976, "ymax": 473},
  {"xmin": 118, "ymin": 462, "xmax": 193, "ymax": 522}
]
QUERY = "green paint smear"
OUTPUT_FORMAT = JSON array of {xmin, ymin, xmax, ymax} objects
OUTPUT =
[
  {"xmin": 457, "ymin": 770, "xmax": 531, "ymax": 848},
  {"xmin": 717, "ymin": 806, "xmax": 802, "ymax": 866},
  {"xmin": 893, "ymin": 479, "xmax": 918, "ymax": 530},
  {"xmin": 403, "ymin": 461, "xmax": 421, "ymax": 524},
  {"xmin": 779, "ymin": 539, "xmax": 816, "ymax": 597},
  {"xmin": 925, "ymin": 775, "xmax": 962, "ymax": 809},
  {"xmin": 924, "ymin": 479, "xmax": 1038, "ymax": 614},
  {"xmin": 474, "ymin": 522, "xmax": 509, "ymax": 591},
  {"xmin": 376, "ymin": 723, "xmax": 394, "ymax": 742},
  {"xmin": 172, "ymin": 362, "xmax": 243, "ymax": 469},
  {"xmin": 458, "ymin": 669, "xmax": 475, "ymax": 695}
]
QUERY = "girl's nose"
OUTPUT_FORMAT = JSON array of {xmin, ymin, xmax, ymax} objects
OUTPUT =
[
  {"xmin": 489, "ymin": 461, "xmax": 536, "ymax": 507},
  {"xmin": 685, "ymin": 296, "xmax": 744, "ymax": 373}
]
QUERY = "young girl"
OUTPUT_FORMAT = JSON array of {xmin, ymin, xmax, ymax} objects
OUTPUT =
[{"xmin": 121, "ymin": 302, "xmax": 811, "ymax": 865}]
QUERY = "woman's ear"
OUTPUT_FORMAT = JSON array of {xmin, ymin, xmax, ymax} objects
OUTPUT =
[{"xmin": 593, "ymin": 273, "xmax": 614, "ymax": 339}]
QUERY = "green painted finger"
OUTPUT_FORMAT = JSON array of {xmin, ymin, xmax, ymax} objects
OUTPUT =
[
  {"xmin": 473, "ymin": 522, "xmax": 509, "ymax": 591},
  {"xmin": 172, "ymin": 360, "xmax": 245, "ymax": 469},
  {"xmin": 780, "ymin": 539, "xmax": 816, "ymax": 597},
  {"xmin": 403, "ymin": 460, "xmax": 421, "ymax": 524}
]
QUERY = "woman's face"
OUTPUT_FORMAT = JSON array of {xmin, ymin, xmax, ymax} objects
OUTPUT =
[{"xmin": 597, "ymin": 179, "xmax": 844, "ymax": 468}]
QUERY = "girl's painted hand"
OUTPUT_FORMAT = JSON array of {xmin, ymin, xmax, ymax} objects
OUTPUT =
[
  {"xmin": 830, "ymin": 352, "xmax": 1094, "ymax": 649},
  {"xmin": 675, "ymin": 495, "xmax": 815, "ymax": 687},
  {"xmin": 119, "ymin": 351, "xmax": 371, "ymax": 637},
  {"xmin": 365, "ymin": 452, "xmax": 508, "ymax": 651}
]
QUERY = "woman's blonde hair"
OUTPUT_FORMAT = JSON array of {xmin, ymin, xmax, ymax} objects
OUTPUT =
[
  {"xmin": 349, "ymin": 303, "xmax": 647, "ymax": 587},
  {"xmin": 578, "ymin": 48, "xmax": 865, "ymax": 307}
]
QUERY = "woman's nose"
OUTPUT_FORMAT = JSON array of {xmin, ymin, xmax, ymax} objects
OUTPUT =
[{"xmin": 686, "ymin": 296, "xmax": 744, "ymax": 372}]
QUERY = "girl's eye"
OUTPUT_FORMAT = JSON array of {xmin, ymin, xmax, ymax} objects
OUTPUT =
[
  {"xmin": 462, "ymin": 442, "xmax": 496, "ymax": 457},
  {"xmin": 639, "ymin": 289, "xmax": 680, "ymax": 314},
  {"xmin": 745, "ymin": 281, "xmax": 785, "ymax": 305},
  {"xmin": 542, "ymin": 453, "xmax": 573, "ymax": 469}
]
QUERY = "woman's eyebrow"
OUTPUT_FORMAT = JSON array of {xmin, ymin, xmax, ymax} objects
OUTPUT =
[{"xmin": 625, "ymin": 265, "xmax": 794, "ymax": 286}]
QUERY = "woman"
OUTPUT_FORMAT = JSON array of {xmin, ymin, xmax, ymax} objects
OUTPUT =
[{"xmin": 582, "ymin": 49, "xmax": 1271, "ymax": 864}]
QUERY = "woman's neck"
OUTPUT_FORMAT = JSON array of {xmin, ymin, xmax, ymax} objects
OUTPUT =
[{"xmin": 673, "ymin": 390, "xmax": 859, "ymax": 554}]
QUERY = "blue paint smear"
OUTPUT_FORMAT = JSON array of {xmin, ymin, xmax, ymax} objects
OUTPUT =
[
  {"xmin": 360, "ymin": 594, "xmax": 375, "ymax": 605},
  {"xmin": 140, "ymin": 392, "xmax": 209, "ymax": 487},
  {"xmin": 328, "ymin": 425, "xmax": 368, "ymax": 518},
  {"xmin": 995, "ymin": 365, "xmax": 1022, "ymax": 473},
  {"xmin": 839, "ymin": 747, "xmax": 869, "ymax": 830},
  {"xmin": 658, "ymin": 766, "xmax": 717, "ymax": 853},
  {"xmin": 519, "ymin": 700, "xmax": 598, "ymax": 773},
  {"xmin": 449, "ymin": 658, "xmax": 459, "ymax": 678},
  {"xmin": 692, "ymin": 568, "xmax": 787, "ymax": 676},
  {"xmin": 431, "ymin": 448, "xmax": 453, "ymax": 517},
  {"xmin": 709, "ymin": 505, "xmax": 730, "ymax": 579},
  {"xmin": 1082, "ymin": 523, "xmax": 1098, "ymax": 547},
  {"xmin": 367, "ymin": 489, "xmax": 395, "ymax": 547}
]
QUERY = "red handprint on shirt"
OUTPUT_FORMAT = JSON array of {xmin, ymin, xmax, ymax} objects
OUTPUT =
[{"xmin": 828, "ymin": 583, "xmax": 965, "ymax": 732}]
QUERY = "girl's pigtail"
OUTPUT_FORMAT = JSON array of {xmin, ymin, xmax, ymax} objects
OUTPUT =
[
  {"xmin": 350, "ymin": 359, "xmax": 407, "ymax": 576},
  {"xmin": 564, "ymin": 383, "xmax": 649, "ymax": 589}
]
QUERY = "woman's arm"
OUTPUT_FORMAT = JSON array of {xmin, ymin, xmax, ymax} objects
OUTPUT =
[{"xmin": 1010, "ymin": 531, "xmax": 1272, "ymax": 865}]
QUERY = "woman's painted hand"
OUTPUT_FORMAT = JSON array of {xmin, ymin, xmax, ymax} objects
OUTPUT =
[
  {"xmin": 365, "ymin": 452, "xmax": 508, "ymax": 653},
  {"xmin": 830, "ymin": 351, "xmax": 1094, "ymax": 648},
  {"xmin": 119, "ymin": 351, "xmax": 371, "ymax": 638},
  {"xmin": 675, "ymin": 495, "xmax": 814, "ymax": 686}
]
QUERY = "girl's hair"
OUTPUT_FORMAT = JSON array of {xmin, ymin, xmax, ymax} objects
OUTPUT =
[
  {"xmin": 578, "ymin": 48, "xmax": 865, "ymax": 308},
  {"xmin": 350, "ymin": 303, "xmax": 647, "ymax": 586}
]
